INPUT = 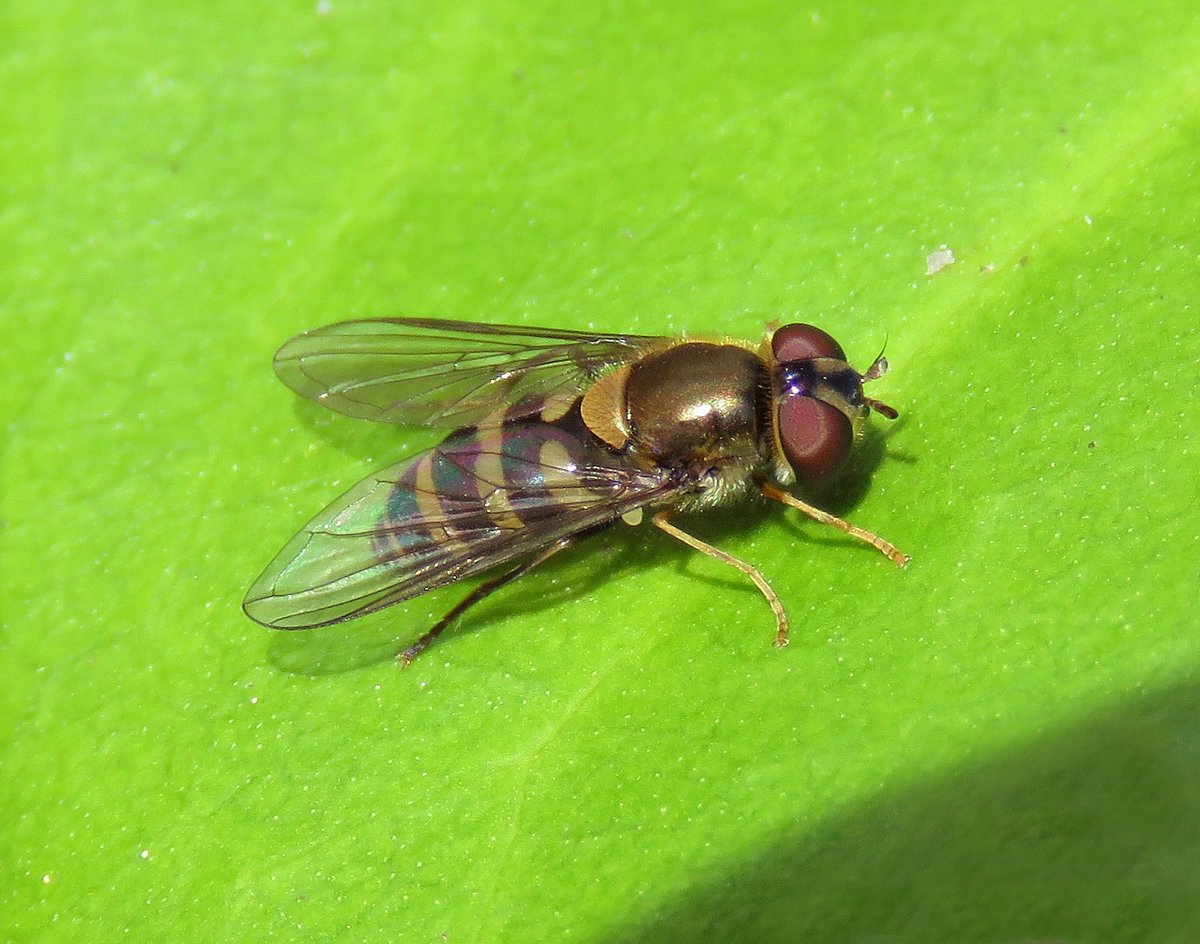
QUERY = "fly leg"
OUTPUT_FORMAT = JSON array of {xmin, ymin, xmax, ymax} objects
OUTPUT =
[
  {"xmin": 758, "ymin": 480, "xmax": 909, "ymax": 568},
  {"xmin": 398, "ymin": 537, "xmax": 576, "ymax": 666},
  {"xmin": 651, "ymin": 509, "xmax": 790, "ymax": 648}
]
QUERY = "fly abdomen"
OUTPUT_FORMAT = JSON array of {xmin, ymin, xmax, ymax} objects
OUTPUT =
[{"xmin": 373, "ymin": 394, "xmax": 631, "ymax": 564}]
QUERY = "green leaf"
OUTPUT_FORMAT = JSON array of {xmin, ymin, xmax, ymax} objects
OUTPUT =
[{"xmin": 4, "ymin": 1, "xmax": 1198, "ymax": 941}]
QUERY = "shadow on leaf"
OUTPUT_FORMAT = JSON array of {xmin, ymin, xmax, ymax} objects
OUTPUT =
[{"xmin": 609, "ymin": 676, "xmax": 1200, "ymax": 943}]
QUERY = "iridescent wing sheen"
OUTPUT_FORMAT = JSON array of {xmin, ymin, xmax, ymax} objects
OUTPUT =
[
  {"xmin": 273, "ymin": 318, "xmax": 667, "ymax": 427},
  {"xmin": 242, "ymin": 410, "xmax": 684, "ymax": 630}
]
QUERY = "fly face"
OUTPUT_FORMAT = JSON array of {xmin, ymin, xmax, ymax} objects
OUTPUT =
[
  {"xmin": 768, "ymin": 323, "xmax": 898, "ymax": 487},
  {"xmin": 244, "ymin": 317, "xmax": 907, "ymax": 663}
]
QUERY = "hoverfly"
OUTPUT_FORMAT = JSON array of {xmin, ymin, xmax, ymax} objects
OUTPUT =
[{"xmin": 243, "ymin": 318, "xmax": 907, "ymax": 663}]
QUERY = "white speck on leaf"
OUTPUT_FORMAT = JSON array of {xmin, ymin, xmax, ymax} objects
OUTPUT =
[{"xmin": 925, "ymin": 245, "xmax": 956, "ymax": 276}]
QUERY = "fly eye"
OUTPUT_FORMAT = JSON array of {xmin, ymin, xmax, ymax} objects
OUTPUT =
[
  {"xmin": 771, "ymin": 323, "xmax": 846, "ymax": 362},
  {"xmin": 778, "ymin": 396, "xmax": 853, "ymax": 485}
]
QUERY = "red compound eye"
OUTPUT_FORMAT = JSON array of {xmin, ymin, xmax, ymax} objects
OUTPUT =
[
  {"xmin": 771, "ymin": 323, "xmax": 846, "ymax": 362},
  {"xmin": 778, "ymin": 396, "xmax": 852, "ymax": 485}
]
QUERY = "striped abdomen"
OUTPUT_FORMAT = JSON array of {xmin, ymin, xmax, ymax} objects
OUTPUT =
[{"xmin": 371, "ymin": 394, "xmax": 669, "ymax": 573}]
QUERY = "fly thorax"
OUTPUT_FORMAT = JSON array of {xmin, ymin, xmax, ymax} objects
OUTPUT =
[{"xmin": 624, "ymin": 342, "xmax": 768, "ymax": 464}]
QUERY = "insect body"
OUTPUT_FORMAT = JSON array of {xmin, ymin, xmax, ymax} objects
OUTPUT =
[{"xmin": 243, "ymin": 319, "xmax": 907, "ymax": 662}]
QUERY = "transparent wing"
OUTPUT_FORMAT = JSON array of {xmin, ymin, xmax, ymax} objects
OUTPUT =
[
  {"xmin": 273, "ymin": 318, "xmax": 667, "ymax": 426},
  {"xmin": 243, "ymin": 418, "xmax": 683, "ymax": 629}
]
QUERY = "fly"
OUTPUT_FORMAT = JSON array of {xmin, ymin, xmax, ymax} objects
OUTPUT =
[{"xmin": 243, "ymin": 318, "xmax": 908, "ymax": 663}]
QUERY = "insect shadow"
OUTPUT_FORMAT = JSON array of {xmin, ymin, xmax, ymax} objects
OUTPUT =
[
  {"xmin": 265, "ymin": 526, "xmax": 651, "ymax": 676},
  {"xmin": 798, "ymin": 418, "xmax": 914, "ymax": 537}
]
